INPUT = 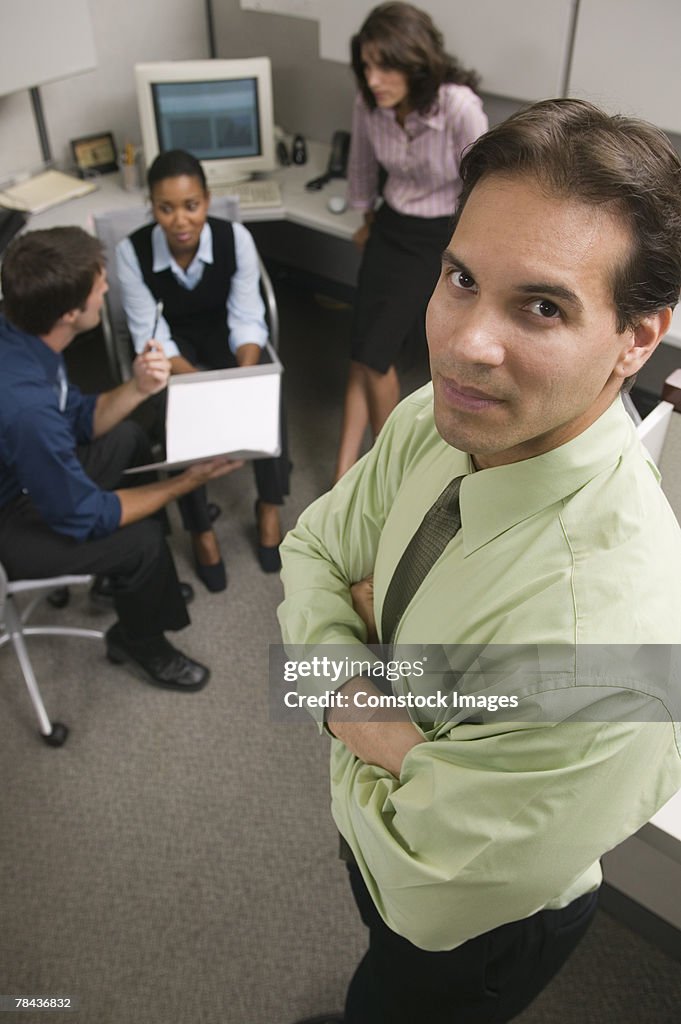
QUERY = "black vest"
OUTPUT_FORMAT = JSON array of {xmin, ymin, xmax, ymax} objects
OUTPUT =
[{"xmin": 130, "ymin": 217, "xmax": 237, "ymax": 368}]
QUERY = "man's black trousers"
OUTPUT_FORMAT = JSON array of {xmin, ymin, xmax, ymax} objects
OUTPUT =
[
  {"xmin": 0, "ymin": 421, "xmax": 189, "ymax": 640},
  {"xmin": 344, "ymin": 860, "xmax": 597, "ymax": 1024}
]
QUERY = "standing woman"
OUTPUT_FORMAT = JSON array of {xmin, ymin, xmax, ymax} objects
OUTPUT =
[
  {"xmin": 116, "ymin": 150, "xmax": 290, "ymax": 591},
  {"xmin": 334, "ymin": 2, "xmax": 488, "ymax": 481}
]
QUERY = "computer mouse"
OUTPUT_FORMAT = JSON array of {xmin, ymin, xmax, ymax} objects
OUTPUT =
[{"xmin": 327, "ymin": 195, "xmax": 347, "ymax": 214}]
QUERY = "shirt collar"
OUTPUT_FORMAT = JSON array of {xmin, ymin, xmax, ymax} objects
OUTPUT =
[
  {"xmin": 151, "ymin": 221, "xmax": 213, "ymax": 274},
  {"xmin": 416, "ymin": 101, "xmax": 446, "ymax": 132},
  {"xmin": 459, "ymin": 398, "xmax": 634, "ymax": 556}
]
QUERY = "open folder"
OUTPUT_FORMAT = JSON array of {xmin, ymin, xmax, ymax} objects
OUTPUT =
[{"xmin": 125, "ymin": 354, "xmax": 282, "ymax": 473}]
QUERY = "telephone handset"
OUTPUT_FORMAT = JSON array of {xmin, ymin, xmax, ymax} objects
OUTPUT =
[
  {"xmin": 327, "ymin": 130, "xmax": 351, "ymax": 178},
  {"xmin": 305, "ymin": 130, "xmax": 351, "ymax": 191}
]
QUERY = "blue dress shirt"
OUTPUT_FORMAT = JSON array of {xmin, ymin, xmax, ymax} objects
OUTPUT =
[
  {"xmin": 0, "ymin": 315, "xmax": 121, "ymax": 540},
  {"xmin": 116, "ymin": 221, "xmax": 268, "ymax": 359}
]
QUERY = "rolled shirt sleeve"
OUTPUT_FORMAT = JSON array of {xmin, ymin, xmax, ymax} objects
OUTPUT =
[{"xmin": 10, "ymin": 403, "xmax": 121, "ymax": 540}]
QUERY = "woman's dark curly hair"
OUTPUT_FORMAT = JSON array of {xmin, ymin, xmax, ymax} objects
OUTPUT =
[{"xmin": 351, "ymin": 2, "xmax": 481, "ymax": 114}]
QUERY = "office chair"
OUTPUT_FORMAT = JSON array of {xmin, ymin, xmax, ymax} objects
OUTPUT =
[
  {"xmin": 93, "ymin": 196, "xmax": 280, "ymax": 383},
  {"xmin": 0, "ymin": 561, "xmax": 104, "ymax": 746}
]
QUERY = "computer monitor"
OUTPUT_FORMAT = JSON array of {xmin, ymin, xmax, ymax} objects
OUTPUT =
[{"xmin": 135, "ymin": 58, "xmax": 275, "ymax": 187}]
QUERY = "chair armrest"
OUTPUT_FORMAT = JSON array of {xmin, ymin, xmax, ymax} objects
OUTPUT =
[{"xmin": 662, "ymin": 369, "xmax": 681, "ymax": 412}]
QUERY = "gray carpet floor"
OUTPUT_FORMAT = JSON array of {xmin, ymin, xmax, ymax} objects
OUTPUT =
[{"xmin": 1, "ymin": 286, "xmax": 681, "ymax": 1024}]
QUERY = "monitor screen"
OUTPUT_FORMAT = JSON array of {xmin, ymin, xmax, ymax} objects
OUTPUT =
[
  {"xmin": 136, "ymin": 59, "xmax": 275, "ymax": 186},
  {"xmin": 152, "ymin": 79, "xmax": 262, "ymax": 161}
]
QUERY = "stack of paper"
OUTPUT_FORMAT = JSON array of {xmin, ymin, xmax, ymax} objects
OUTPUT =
[{"xmin": 0, "ymin": 170, "xmax": 96, "ymax": 215}]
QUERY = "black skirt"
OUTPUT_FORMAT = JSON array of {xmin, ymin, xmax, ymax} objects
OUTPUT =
[{"xmin": 351, "ymin": 203, "xmax": 453, "ymax": 374}]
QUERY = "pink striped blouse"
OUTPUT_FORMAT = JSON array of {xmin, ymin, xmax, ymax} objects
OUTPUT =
[{"xmin": 347, "ymin": 84, "xmax": 488, "ymax": 219}]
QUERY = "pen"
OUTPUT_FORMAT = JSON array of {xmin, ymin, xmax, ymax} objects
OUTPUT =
[{"xmin": 151, "ymin": 300, "xmax": 163, "ymax": 338}]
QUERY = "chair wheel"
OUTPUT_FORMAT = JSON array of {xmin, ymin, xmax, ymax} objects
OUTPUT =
[
  {"xmin": 47, "ymin": 586, "xmax": 70, "ymax": 609},
  {"xmin": 42, "ymin": 722, "xmax": 69, "ymax": 747}
]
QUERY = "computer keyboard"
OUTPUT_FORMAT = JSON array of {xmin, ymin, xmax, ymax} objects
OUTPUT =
[{"xmin": 210, "ymin": 179, "xmax": 283, "ymax": 209}]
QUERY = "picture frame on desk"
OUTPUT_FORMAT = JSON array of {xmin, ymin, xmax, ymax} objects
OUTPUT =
[{"xmin": 70, "ymin": 132, "xmax": 118, "ymax": 178}]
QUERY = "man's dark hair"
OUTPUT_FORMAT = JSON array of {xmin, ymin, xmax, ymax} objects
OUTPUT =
[
  {"xmin": 351, "ymin": 2, "xmax": 480, "ymax": 115},
  {"xmin": 147, "ymin": 149, "xmax": 208, "ymax": 193},
  {"xmin": 454, "ymin": 98, "xmax": 681, "ymax": 332},
  {"xmin": 1, "ymin": 227, "xmax": 104, "ymax": 336}
]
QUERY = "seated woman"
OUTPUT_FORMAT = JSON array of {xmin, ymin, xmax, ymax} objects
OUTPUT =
[{"xmin": 116, "ymin": 149, "xmax": 290, "ymax": 592}]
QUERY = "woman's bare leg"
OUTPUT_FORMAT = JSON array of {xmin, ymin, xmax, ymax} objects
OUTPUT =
[
  {"xmin": 366, "ymin": 364, "xmax": 400, "ymax": 437},
  {"xmin": 256, "ymin": 500, "xmax": 282, "ymax": 546},
  {"xmin": 334, "ymin": 361, "xmax": 372, "ymax": 482},
  {"xmin": 334, "ymin": 362, "xmax": 401, "ymax": 482},
  {"xmin": 191, "ymin": 528, "xmax": 221, "ymax": 566}
]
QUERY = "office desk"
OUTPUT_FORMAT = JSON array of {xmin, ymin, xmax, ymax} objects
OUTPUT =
[{"xmin": 29, "ymin": 140, "xmax": 363, "ymax": 293}]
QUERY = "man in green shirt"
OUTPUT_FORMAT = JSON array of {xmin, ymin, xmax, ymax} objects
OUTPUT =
[{"xmin": 278, "ymin": 99, "xmax": 681, "ymax": 1024}]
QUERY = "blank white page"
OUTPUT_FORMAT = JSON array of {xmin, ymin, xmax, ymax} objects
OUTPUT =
[{"xmin": 166, "ymin": 371, "xmax": 281, "ymax": 463}]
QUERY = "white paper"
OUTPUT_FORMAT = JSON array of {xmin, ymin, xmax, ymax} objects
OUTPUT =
[{"xmin": 166, "ymin": 372, "xmax": 281, "ymax": 463}]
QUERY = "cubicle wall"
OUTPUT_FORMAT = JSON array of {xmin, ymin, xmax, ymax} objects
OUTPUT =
[{"xmin": 231, "ymin": 1, "xmax": 681, "ymax": 137}]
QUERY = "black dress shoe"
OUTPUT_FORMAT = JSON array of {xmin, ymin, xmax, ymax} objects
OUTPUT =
[
  {"xmin": 257, "ymin": 543, "xmax": 282, "ymax": 573},
  {"xmin": 193, "ymin": 556, "xmax": 227, "ymax": 592},
  {"xmin": 255, "ymin": 500, "xmax": 282, "ymax": 573},
  {"xmin": 92, "ymin": 576, "xmax": 194, "ymax": 608},
  {"xmin": 105, "ymin": 624, "xmax": 209, "ymax": 691}
]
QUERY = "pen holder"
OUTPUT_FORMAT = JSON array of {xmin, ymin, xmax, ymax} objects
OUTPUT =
[{"xmin": 120, "ymin": 148, "xmax": 142, "ymax": 191}]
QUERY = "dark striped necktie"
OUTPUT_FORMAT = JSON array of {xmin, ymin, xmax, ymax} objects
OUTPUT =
[{"xmin": 381, "ymin": 475, "xmax": 464, "ymax": 646}]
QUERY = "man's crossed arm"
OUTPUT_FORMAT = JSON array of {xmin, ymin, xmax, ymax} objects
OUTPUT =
[{"xmin": 326, "ymin": 574, "xmax": 425, "ymax": 778}]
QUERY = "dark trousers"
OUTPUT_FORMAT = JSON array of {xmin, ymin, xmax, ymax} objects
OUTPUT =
[
  {"xmin": 0, "ymin": 421, "xmax": 189, "ymax": 641},
  {"xmin": 344, "ymin": 861, "xmax": 598, "ymax": 1024}
]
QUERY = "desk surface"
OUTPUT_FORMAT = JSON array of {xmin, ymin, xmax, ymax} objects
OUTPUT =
[{"xmin": 28, "ymin": 139, "xmax": 363, "ymax": 243}]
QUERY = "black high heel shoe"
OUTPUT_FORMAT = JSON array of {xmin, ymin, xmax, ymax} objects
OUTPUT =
[
  {"xmin": 191, "ymin": 531, "xmax": 227, "ymax": 593},
  {"xmin": 193, "ymin": 556, "xmax": 227, "ymax": 592}
]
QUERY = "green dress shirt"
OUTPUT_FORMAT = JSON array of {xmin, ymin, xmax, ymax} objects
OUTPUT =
[{"xmin": 278, "ymin": 387, "xmax": 681, "ymax": 951}]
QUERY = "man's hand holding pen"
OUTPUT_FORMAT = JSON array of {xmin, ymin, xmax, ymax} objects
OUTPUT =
[{"xmin": 132, "ymin": 339, "xmax": 171, "ymax": 396}]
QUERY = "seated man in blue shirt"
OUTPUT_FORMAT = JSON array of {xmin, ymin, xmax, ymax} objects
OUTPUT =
[{"xmin": 0, "ymin": 227, "xmax": 241, "ymax": 692}]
